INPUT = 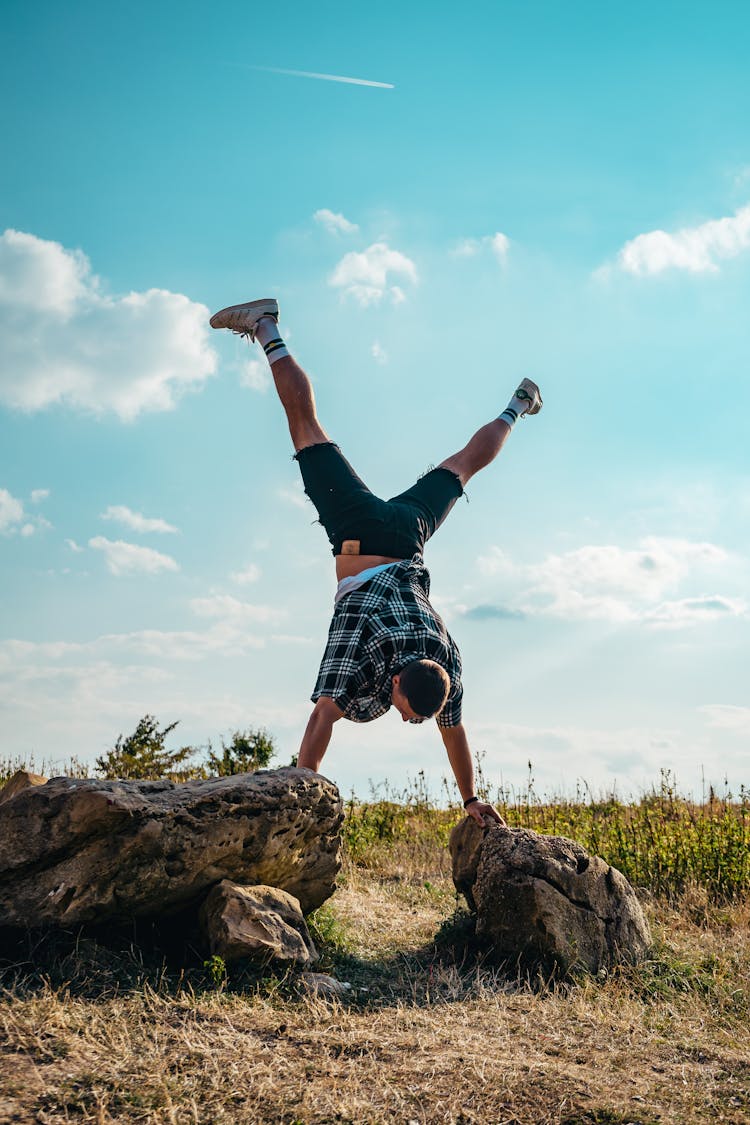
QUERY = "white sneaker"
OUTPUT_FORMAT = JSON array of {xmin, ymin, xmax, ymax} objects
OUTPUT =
[
  {"xmin": 209, "ymin": 298, "xmax": 279, "ymax": 340},
  {"xmin": 515, "ymin": 377, "xmax": 543, "ymax": 416}
]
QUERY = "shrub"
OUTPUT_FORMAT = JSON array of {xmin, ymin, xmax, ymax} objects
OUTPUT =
[
  {"xmin": 95, "ymin": 715, "xmax": 201, "ymax": 781},
  {"xmin": 204, "ymin": 728, "xmax": 276, "ymax": 776}
]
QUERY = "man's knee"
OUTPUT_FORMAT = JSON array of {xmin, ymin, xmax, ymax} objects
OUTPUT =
[
  {"xmin": 290, "ymin": 421, "xmax": 330, "ymax": 454},
  {"xmin": 438, "ymin": 456, "xmax": 470, "ymax": 488}
]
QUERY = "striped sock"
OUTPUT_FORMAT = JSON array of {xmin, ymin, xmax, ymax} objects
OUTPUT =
[
  {"xmin": 255, "ymin": 315, "xmax": 290, "ymax": 366},
  {"xmin": 499, "ymin": 390, "xmax": 530, "ymax": 428}
]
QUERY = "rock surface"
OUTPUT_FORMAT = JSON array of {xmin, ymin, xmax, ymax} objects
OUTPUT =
[
  {"xmin": 450, "ymin": 818, "xmax": 651, "ymax": 974},
  {"xmin": 200, "ymin": 881, "xmax": 318, "ymax": 966},
  {"xmin": 0, "ymin": 768, "xmax": 342, "ymax": 928},
  {"xmin": 0, "ymin": 770, "xmax": 48, "ymax": 806}
]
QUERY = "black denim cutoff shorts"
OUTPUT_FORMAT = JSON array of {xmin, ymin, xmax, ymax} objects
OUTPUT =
[{"xmin": 294, "ymin": 442, "xmax": 464, "ymax": 557}]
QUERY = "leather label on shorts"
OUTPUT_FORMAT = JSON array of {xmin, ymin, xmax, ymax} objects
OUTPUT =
[{"xmin": 342, "ymin": 539, "xmax": 361, "ymax": 556}]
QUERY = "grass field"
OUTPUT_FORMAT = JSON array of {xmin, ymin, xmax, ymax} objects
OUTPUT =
[{"xmin": 1, "ymin": 765, "xmax": 749, "ymax": 1124}]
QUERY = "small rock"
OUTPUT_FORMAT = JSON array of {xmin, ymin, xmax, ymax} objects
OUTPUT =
[
  {"xmin": 200, "ymin": 881, "xmax": 318, "ymax": 967},
  {"xmin": 298, "ymin": 972, "xmax": 352, "ymax": 999},
  {"xmin": 449, "ymin": 818, "xmax": 652, "ymax": 974}
]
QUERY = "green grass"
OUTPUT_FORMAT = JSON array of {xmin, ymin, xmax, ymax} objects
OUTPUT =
[
  {"xmin": 0, "ymin": 753, "xmax": 90, "ymax": 783},
  {"xmin": 306, "ymin": 902, "xmax": 357, "ymax": 960},
  {"xmin": 343, "ymin": 767, "xmax": 750, "ymax": 903}
]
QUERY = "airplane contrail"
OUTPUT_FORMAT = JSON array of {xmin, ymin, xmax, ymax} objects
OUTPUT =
[{"xmin": 251, "ymin": 65, "xmax": 394, "ymax": 89}]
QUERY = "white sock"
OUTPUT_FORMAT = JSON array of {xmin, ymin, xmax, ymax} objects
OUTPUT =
[
  {"xmin": 499, "ymin": 391, "xmax": 529, "ymax": 428},
  {"xmin": 255, "ymin": 315, "xmax": 290, "ymax": 366}
]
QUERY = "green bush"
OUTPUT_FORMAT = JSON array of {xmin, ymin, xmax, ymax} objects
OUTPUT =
[
  {"xmin": 95, "ymin": 715, "xmax": 201, "ymax": 781},
  {"xmin": 204, "ymin": 728, "xmax": 276, "ymax": 776},
  {"xmin": 4, "ymin": 716, "xmax": 278, "ymax": 787}
]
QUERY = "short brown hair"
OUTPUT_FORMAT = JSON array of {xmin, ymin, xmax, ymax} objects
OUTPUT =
[{"xmin": 399, "ymin": 659, "xmax": 450, "ymax": 718}]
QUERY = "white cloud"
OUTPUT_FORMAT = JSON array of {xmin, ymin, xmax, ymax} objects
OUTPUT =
[
  {"xmin": 0, "ymin": 491, "xmax": 48, "ymax": 537},
  {"xmin": 0, "ymin": 229, "xmax": 89, "ymax": 313},
  {"xmin": 452, "ymin": 232, "xmax": 510, "ymax": 263},
  {"xmin": 371, "ymin": 341, "xmax": 388, "ymax": 365},
  {"xmin": 0, "ymin": 229, "xmax": 217, "ymax": 420},
  {"xmin": 239, "ymin": 358, "xmax": 271, "ymax": 393},
  {"xmin": 65, "ymin": 538, "xmax": 84, "ymax": 553},
  {"xmin": 30, "ymin": 489, "xmax": 50, "ymax": 504},
  {"xmin": 700, "ymin": 704, "xmax": 750, "ymax": 734},
  {"xmin": 474, "ymin": 537, "xmax": 742, "ymax": 627},
  {"xmin": 313, "ymin": 208, "xmax": 359, "ymax": 235},
  {"xmin": 531, "ymin": 538, "xmax": 726, "ymax": 602},
  {"xmin": 477, "ymin": 546, "xmax": 515, "ymax": 577},
  {"xmin": 489, "ymin": 232, "xmax": 510, "ymax": 262},
  {"xmin": 278, "ymin": 482, "xmax": 308, "ymax": 509},
  {"xmin": 103, "ymin": 623, "xmax": 266, "ymax": 660},
  {"xmin": 645, "ymin": 595, "xmax": 747, "ymax": 629},
  {"xmin": 0, "ymin": 488, "xmax": 24, "ymax": 533},
  {"xmin": 101, "ymin": 504, "xmax": 178, "ymax": 534},
  {"xmin": 269, "ymin": 633, "xmax": 314, "ymax": 646},
  {"xmin": 230, "ymin": 563, "xmax": 261, "ymax": 585},
  {"xmin": 89, "ymin": 536, "xmax": 179, "ymax": 576},
  {"xmin": 189, "ymin": 594, "xmax": 286, "ymax": 626},
  {"xmin": 0, "ymin": 590, "xmax": 297, "ymax": 681},
  {"xmin": 613, "ymin": 203, "xmax": 750, "ymax": 275},
  {"xmin": 453, "ymin": 238, "xmax": 481, "ymax": 258},
  {"xmin": 330, "ymin": 241, "xmax": 417, "ymax": 306}
]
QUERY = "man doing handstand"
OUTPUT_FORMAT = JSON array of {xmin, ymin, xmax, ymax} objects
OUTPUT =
[{"xmin": 210, "ymin": 298, "xmax": 542, "ymax": 825}]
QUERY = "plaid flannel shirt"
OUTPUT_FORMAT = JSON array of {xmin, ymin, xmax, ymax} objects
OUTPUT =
[{"xmin": 311, "ymin": 555, "xmax": 463, "ymax": 728}]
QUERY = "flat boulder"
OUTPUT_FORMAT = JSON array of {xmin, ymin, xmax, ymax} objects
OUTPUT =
[
  {"xmin": 450, "ymin": 818, "xmax": 651, "ymax": 974},
  {"xmin": 200, "ymin": 881, "xmax": 318, "ymax": 966},
  {"xmin": 0, "ymin": 767, "xmax": 342, "ymax": 929}
]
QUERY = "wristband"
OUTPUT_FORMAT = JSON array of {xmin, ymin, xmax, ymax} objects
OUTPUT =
[{"xmin": 463, "ymin": 796, "xmax": 479, "ymax": 808}]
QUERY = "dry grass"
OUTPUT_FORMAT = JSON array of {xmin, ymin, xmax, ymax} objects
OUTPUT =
[{"xmin": 1, "ymin": 818, "xmax": 750, "ymax": 1123}]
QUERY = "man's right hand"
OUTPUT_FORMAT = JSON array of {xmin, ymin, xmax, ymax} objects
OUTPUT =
[{"xmin": 297, "ymin": 696, "xmax": 344, "ymax": 772}]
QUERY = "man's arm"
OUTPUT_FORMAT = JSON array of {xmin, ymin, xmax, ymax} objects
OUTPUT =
[
  {"xmin": 297, "ymin": 696, "xmax": 345, "ymax": 772},
  {"xmin": 439, "ymin": 722, "xmax": 504, "ymax": 825}
]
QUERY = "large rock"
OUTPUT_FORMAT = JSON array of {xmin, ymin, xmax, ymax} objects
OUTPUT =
[
  {"xmin": 0, "ymin": 768, "xmax": 342, "ymax": 928},
  {"xmin": 200, "ymin": 881, "xmax": 318, "ymax": 966},
  {"xmin": 450, "ymin": 818, "xmax": 651, "ymax": 974}
]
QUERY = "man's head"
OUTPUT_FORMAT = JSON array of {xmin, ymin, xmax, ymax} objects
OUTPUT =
[{"xmin": 391, "ymin": 659, "xmax": 450, "ymax": 723}]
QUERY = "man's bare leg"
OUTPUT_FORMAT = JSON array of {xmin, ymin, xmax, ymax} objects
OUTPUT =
[
  {"xmin": 208, "ymin": 300, "xmax": 330, "ymax": 453},
  {"xmin": 439, "ymin": 378, "xmax": 542, "ymax": 487},
  {"xmin": 439, "ymin": 417, "xmax": 513, "ymax": 488},
  {"xmin": 251, "ymin": 317, "xmax": 330, "ymax": 452},
  {"xmin": 267, "ymin": 351, "xmax": 331, "ymax": 453}
]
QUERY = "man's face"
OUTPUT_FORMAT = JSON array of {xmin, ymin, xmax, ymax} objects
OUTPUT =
[{"xmin": 391, "ymin": 676, "xmax": 429, "ymax": 724}]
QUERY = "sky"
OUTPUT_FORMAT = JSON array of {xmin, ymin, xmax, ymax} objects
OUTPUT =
[{"xmin": 1, "ymin": 0, "xmax": 748, "ymax": 801}]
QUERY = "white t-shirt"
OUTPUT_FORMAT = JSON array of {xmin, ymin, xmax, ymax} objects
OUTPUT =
[{"xmin": 334, "ymin": 562, "xmax": 399, "ymax": 605}]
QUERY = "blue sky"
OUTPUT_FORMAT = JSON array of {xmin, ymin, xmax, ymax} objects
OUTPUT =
[{"xmin": 1, "ymin": 0, "xmax": 748, "ymax": 799}]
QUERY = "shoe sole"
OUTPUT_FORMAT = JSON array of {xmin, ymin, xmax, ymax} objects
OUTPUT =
[{"xmin": 209, "ymin": 298, "xmax": 279, "ymax": 331}]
